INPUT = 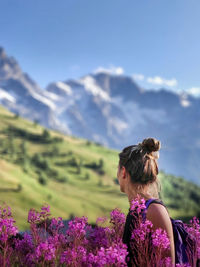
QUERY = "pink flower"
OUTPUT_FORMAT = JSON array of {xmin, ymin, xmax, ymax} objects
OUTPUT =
[
  {"xmin": 0, "ymin": 206, "xmax": 18, "ymax": 243},
  {"xmin": 27, "ymin": 209, "xmax": 40, "ymax": 224},
  {"xmin": 60, "ymin": 246, "xmax": 87, "ymax": 265},
  {"xmin": 151, "ymin": 228, "xmax": 170, "ymax": 250},
  {"xmin": 50, "ymin": 217, "xmax": 64, "ymax": 233},
  {"xmin": 94, "ymin": 244, "xmax": 128, "ymax": 266},
  {"xmin": 35, "ymin": 241, "xmax": 56, "ymax": 261},
  {"xmin": 131, "ymin": 219, "xmax": 153, "ymax": 241},
  {"xmin": 0, "ymin": 202, "xmax": 198, "ymax": 266},
  {"xmin": 40, "ymin": 205, "xmax": 51, "ymax": 219},
  {"xmin": 130, "ymin": 195, "xmax": 146, "ymax": 214}
]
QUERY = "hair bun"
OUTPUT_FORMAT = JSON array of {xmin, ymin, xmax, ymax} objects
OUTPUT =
[{"xmin": 141, "ymin": 138, "xmax": 161, "ymax": 152}]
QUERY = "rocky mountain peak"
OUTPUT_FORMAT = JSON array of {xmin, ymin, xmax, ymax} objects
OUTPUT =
[{"xmin": 0, "ymin": 47, "xmax": 22, "ymax": 80}]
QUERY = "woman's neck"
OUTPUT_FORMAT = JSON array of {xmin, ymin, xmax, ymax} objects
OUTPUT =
[{"xmin": 126, "ymin": 184, "xmax": 152, "ymax": 207}]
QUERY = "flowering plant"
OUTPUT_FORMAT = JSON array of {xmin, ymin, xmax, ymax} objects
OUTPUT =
[
  {"xmin": 127, "ymin": 196, "xmax": 171, "ymax": 267},
  {"xmin": 0, "ymin": 200, "xmax": 199, "ymax": 266}
]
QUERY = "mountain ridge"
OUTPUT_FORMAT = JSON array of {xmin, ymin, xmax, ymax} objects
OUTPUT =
[{"xmin": 0, "ymin": 46, "xmax": 199, "ymax": 185}]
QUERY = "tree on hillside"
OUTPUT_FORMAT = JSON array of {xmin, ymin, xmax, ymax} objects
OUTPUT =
[
  {"xmin": 77, "ymin": 159, "xmax": 83, "ymax": 174},
  {"xmin": 34, "ymin": 119, "xmax": 39, "ymax": 127},
  {"xmin": 7, "ymin": 133, "xmax": 16, "ymax": 160},
  {"xmin": 32, "ymin": 153, "xmax": 49, "ymax": 170},
  {"xmin": 98, "ymin": 158, "xmax": 105, "ymax": 175},
  {"xmin": 52, "ymin": 146, "xmax": 59, "ymax": 157},
  {"xmin": 38, "ymin": 173, "xmax": 47, "ymax": 186},
  {"xmin": 19, "ymin": 140, "xmax": 29, "ymax": 171},
  {"xmin": 84, "ymin": 173, "xmax": 90, "ymax": 180},
  {"xmin": 42, "ymin": 129, "xmax": 51, "ymax": 141}
]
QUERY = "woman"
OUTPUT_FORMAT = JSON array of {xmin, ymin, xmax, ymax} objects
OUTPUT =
[{"xmin": 117, "ymin": 137, "xmax": 175, "ymax": 266}]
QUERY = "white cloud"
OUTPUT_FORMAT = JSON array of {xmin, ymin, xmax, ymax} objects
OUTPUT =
[
  {"xmin": 186, "ymin": 87, "xmax": 200, "ymax": 98},
  {"xmin": 94, "ymin": 66, "xmax": 124, "ymax": 75},
  {"xmin": 132, "ymin": 73, "xmax": 145, "ymax": 81},
  {"xmin": 147, "ymin": 76, "xmax": 178, "ymax": 87}
]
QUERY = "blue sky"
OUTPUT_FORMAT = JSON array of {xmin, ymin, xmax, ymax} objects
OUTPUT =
[{"xmin": 1, "ymin": 0, "xmax": 200, "ymax": 96}]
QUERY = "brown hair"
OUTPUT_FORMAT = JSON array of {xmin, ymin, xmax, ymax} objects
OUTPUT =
[{"xmin": 118, "ymin": 137, "xmax": 161, "ymax": 185}]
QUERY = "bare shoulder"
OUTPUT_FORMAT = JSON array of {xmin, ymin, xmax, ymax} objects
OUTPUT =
[
  {"xmin": 146, "ymin": 203, "xmax": 172, "ymax": 231},
  {"xmin": 147, "ymin": 203, "xmax": 175, "ymax": 263}
]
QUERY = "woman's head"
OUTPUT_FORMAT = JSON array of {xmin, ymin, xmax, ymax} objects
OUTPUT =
[{"xmin": 117, "ymin": 137, "xmax": 161, "ymax": 198}]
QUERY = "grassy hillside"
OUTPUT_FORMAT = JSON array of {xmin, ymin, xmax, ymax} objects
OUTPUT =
[{"xmin": 0, "ymin": 105, "xmax": 199, "ymax": 230}]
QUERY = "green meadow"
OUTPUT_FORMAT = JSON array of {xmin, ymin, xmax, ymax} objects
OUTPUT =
[{"xmin": 0, "ymin": 105, "xmax": 199, "ymax": 230}]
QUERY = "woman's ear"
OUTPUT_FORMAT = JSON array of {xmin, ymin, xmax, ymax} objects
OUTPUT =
[{"xmin": 121, "ymin": 166, "xmax": 127, "ymax": 179}]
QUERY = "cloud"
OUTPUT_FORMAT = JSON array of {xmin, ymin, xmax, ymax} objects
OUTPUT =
[
  {"xmin": 132, "ymin": 73, "xmax": 145, "ymax": 81},
  {"xmin": 147, "ymin": 76, "xmax": 178, "ymax": 87},
  {"xmin": 186, "ymin": 87, "xmax": 200, "ymax": 97},
  {"xmin": 94, "ymin": 66, "xmax": 124, "ymax": 75}
]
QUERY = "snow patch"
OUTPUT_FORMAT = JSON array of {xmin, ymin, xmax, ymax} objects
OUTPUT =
[
  {"xmin": 179, "ymin": 93, "xmax": 191, "ymax": 108},
  {"xmin": 181, "ymin": 99, "xmax": 190, "ymax": 107},
  {"xmin": 55, "ymin": 82, "xmax": 72, "ymax": 95},
  {"xmin": 43, "ymin": 90, "xmax": 61, "ymax": 101},
  {"xmin": 79, "ymin": 76, "xmax": 111, "ymax": 102},
  {"xmin": 0, "ymin": 88, "xmax": 16, "ymax": 103},
  {"xmin": 30, "ymin": 91, "xmax": 56, "ymax": 110},
  {"xmin": 108, "ymin": 117, "xmax": 128, "ymax": 134}
]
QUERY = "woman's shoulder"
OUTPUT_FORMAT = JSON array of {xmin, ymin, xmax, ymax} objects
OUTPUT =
[
  {"xmin": 146, "ymin": 201, "xmax": 172, "ymax": 231},
  {"xmin": 147, "ymin": 202, "xmax": 169, "ymax": 218}
]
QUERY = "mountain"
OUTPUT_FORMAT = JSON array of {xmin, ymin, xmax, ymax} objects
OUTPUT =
[
  {"xmin": 0, "ymin": 47, "xmax": 200, "ymax": 185},
  {"xmin": 46, "ymin": 73, "xmax": 200, "ymax": 185},
  {"xmin": 0, "ymin": 47, "xmax": 63, "ymax": 132}
]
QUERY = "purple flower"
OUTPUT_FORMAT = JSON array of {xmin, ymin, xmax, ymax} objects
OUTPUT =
[
  {"xmin": 28, "ymin": 205, "xmax": 51, "ymax": 225},
  {"xmin": 110, "ymin": 208, "xmax": 126, "ymax": 225},
  {"xmin": 27, "ymin": 209, "xmax": 40, "ymax": 224},
  {"xmin": 131, "ymin": 219, "xmax": 153, "ymax": 241},
  {"xmin": 35, "ymin": 241, "xmax": 56, "ymax": 262},
  {"xmin": 151, "ymin": 228, "xmax": 170, "ymax": 250},
  {"xmin": 40, "ymin": 205, "xmax": 51, "ymax": 219},
  {"xmin": 95, "ymin": 243, "xmax": 128, "ymax": 266},
  {"xmin": 130, "ymin": 195, "xmax": 146, "ymax": 214},
  {"xmin": 0, "ymin": 202, "xmax": 198, "ymax": 266},
  {"xmin": 0, "ymin": 206, "xmax": 18, "ymax": 243},
  {"xmin": 14, "ymin": 233, "xmax": 35, "ymax": 266},
  {"xmin": 66, "ymin": 216, "xmax": 88, "ymax": 244},
  {"xmin": 89, "ymin": 226, "xmax": 111, "ymax": 248},
  {"xmin": 60, "ymin": 246, "xmax": 87, "ymax": 265},
  {"xmin": 50, "ymin": 217, "xmax": 64, "ymax": 234}
]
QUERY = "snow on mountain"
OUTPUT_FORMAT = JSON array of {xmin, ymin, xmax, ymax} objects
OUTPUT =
[
  {"xmin": 42, "ymin": 90, "xmax": 61, "ymax": 101},
  {"xmin": 79, "ymin": 75, "xmax": 111, "ymax": 102},
  {"xmin": 179, "ymin": 92, "xmax": 191, "ymax": 108},
  {"xmin": 0, "ymin": 88, "xmax": 16, "ymax": 103},
  {"xmin": 54, "ymin": 82, "xmax": 72, "ymax": 95},
  {"xmin": 0, "ymin": 47, "xmax": 63, "ymax": 131},
  {"xmin": 47, "ymin": 81, "xmax": 73, "ymax": 97},
  {"xmin": 30, "ymin": 90, "xmax": 56, "ymax": 111},
  {"xmin": 0, "ymin": 46, "xmax": 200, "ymax": 184}
]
